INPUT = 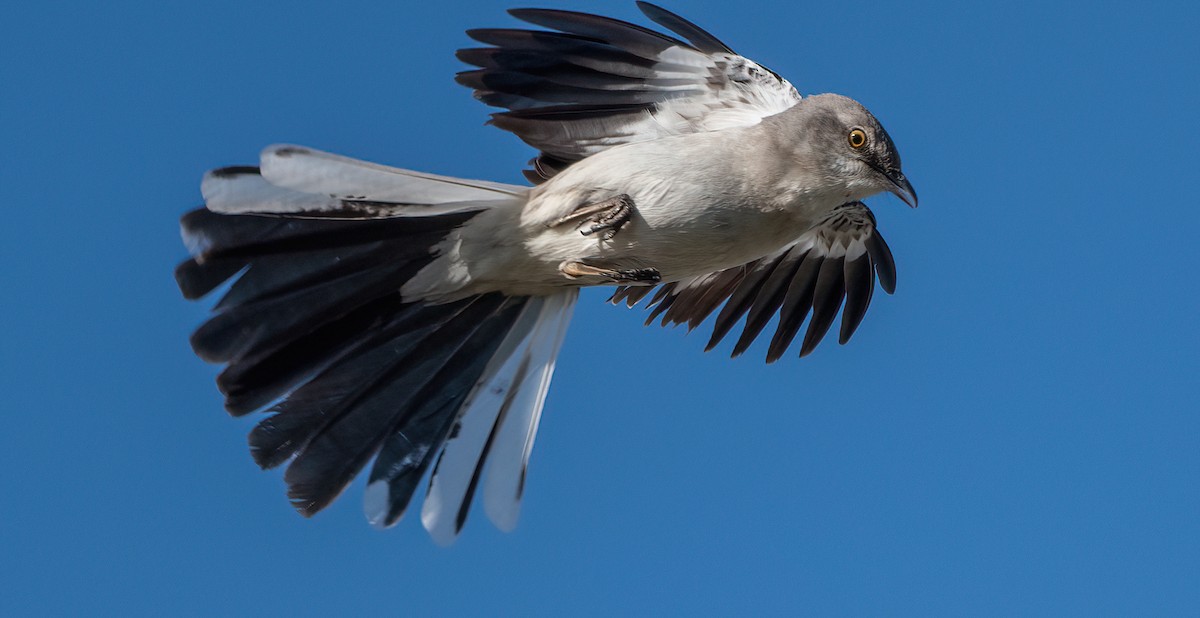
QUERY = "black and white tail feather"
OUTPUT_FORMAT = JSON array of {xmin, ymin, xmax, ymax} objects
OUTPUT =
[{"xmin": 179, "ymin": 146, "xmax": 575, "ymax": 543}]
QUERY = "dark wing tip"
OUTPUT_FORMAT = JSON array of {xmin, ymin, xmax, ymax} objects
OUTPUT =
[
  {"xmin": 635, "ymin": 1, "xmax": 735, "ymax": 54},
  {"xmin": 506, "ymin": 6, "xmax": 688, "ymax": 50},
  {"xmin": 837, "ymin": 253, "xmax": 874, "ymax": 345},
  {"xmin": 764, "ymin": 254, "xmax": 822, "ymax": 362},
  {"xmin": 868, "ymin": 233, "xmax": 897, "ymax": 294},
  {"xmin": 454, "ymin": 69, "xmax": 486, "ymax": 89},
  {"xmin": 454, "ymin": 48, "xmax": 487, "ymax": 67},
  {"xmin": 505, "ymin": 7, "xmax": 603, "ymax": 30},
  {"xmin": 763, "ymin": 339, "xmax": 788, "ymax": 364},
  {"xmin": 633, "ymin": 203, "xmax": 898, "ymax": 363},
  {"xmin": 797, "ymin": 257, "xmax": 845, "ymax": 358}
]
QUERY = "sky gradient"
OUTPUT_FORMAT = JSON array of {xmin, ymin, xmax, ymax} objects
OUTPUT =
[{"xmin": 1, "ymin": 1, "xmax": 1197, "ymax": 615}]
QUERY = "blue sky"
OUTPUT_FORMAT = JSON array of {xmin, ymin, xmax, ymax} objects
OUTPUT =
[{"xmin": 1, "ymin": 0, "xmax": 1197, "ymax": 615}]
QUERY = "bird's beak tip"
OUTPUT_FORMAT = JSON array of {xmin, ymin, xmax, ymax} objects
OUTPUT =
[{"xmin": 889, "ymin": 173, "xmax": 918, "ymax": 209}]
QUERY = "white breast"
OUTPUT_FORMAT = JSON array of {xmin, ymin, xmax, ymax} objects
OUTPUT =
[{"xmin": 411, "ymin": 128, "xmax": 847, "ymax": 299}]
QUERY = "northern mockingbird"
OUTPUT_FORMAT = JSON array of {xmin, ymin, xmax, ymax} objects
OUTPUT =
[{"xmin": 177, "ymin": 2, "xmax": 916, "ymax": 544}]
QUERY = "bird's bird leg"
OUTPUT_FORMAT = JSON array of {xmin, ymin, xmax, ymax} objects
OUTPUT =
[
  {"xmin": 553, "ymin": 194, "xmax": 635, "ymax": 240},
  {"xmin": 555, "ymin": 195, "xmax": 655, "ymax": 282},
  {"xmin": 559, "ymin": 260, "xmax": 660, "ymax": 284}
]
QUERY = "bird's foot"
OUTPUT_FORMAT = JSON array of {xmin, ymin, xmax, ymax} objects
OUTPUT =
[
  {"xmin": 553, "ymin": 194, "xmax": 634, "ymax": 240},
  {"xmin": 560, "ymin": 261, "xmax": 661, "ymax": 284}
]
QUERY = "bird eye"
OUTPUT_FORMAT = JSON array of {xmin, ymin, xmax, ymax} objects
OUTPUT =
[{"xmin": 848, "ymin": 128, "xmax": 867, "ymax": 149}]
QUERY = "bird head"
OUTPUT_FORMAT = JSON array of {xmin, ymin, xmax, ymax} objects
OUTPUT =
[{"xmin": 791, "ymin": 93, "xmax": 917, "ymax": 208}]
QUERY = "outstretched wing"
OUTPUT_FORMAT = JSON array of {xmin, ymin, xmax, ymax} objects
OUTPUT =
[
  {"xmin": 610, "ymin": 202, "xmax": 897, "ymax": 363},
  {"xmin": 457, "ymin": 2, "xmax": 801, "ymax": 182}
]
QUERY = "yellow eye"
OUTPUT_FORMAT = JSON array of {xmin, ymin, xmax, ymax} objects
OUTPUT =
[{"xmin": 848, "ymin": 128, "xmax": 867, "ymax": 149}]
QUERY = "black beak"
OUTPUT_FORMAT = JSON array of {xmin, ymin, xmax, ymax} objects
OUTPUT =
[
  {"xmin": 867, "ymin": 161, "xmax": 918, "ymax": 208},
  {"xmin": 885, "ymin": 170, "xmax": 918, "ymax": 208}
]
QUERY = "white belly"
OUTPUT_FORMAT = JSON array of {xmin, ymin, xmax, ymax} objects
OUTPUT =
[{"xmin": 407, "ymin": 129, "xmax": 843, "ymax": 299}]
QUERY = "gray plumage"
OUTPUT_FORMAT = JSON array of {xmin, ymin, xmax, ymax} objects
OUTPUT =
[{"xmin": 176, "ymin": 2, "xmax": 917, "ymax": 543}]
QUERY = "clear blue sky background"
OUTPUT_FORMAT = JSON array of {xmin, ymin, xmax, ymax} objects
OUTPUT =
[{"xmin": 1, "ymin": 1, "xmax": 1197, "ymax": 615}]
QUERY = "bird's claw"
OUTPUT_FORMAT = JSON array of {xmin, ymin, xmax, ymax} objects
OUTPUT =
[
  {"xmin": 560, "ymin": 261, "xmax": 660, "ymax": 283},
  {"xmin": 555, "ymin": 194, "xmax": 635, "ymax": 240},
  {"xmin": 610, "ymin": 267, "xmax": 660, "ymax": 283}
]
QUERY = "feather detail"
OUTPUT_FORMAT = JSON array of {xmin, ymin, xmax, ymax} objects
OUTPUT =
[
  {"xmin": 459, "ymin": 5, "xmax": 800, "ymax": 181},
  {"xmin": 626, "ymin": 202, "xmax": 897, "ymax": 361}
]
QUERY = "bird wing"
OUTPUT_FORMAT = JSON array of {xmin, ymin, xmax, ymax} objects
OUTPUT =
[
  {"xmin": 609, "ymin": 202, "xmax": 897, "ymax": 363},
  {"xmin": 457, "ymin": 2, "xmax": 801, "ymax": 182}
]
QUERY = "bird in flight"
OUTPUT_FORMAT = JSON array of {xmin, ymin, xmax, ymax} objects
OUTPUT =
[{"xmin": 177, "ymin": 2, "xmax": 916, "ymax": 544}]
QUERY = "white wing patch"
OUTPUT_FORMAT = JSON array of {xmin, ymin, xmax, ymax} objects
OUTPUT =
[{"xmin": 645, "ymin": 54, "xmax": 801, "ymax": 137}]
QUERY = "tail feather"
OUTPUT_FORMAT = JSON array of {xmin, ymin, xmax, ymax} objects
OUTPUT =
[
  {"xmin": 257, "ymin": 144, "xmax": 525, "ymax": 205},
  {"xmin": 213, "ymin": 242, "xmax": 393, "ymax": 311},
  {"xmin": 365, "ymin": 296, "xmax": 538, "ymax": 528},
  {"xmin": 180, "ymin": 206, "xmax": 478, "ymax": 365},
  {"xmin": 418, "ymin": 292, "xmax": 577, "ymax": 543},
  {"xmin": 364, "ymin": 397, "xmax": 462, "ymax": 528},
  {"xmin": 218, "ymin": 293, "xmax": 412, "ymax": 416},
  {"xmin": 202, "ymin": 146, "xmax": 526, "ymax": 216},
  {"xmin": 180, "ymin": 204, "xmax": 467, "ymax": 259},
  {"xmin": 481, "ymin": 291, "xmax": 575, "ymax": 532},
  {"xmin": 407, "ymin": 296, "xmax": 551, "ymax": 536},
  {"xmin": 175, "ymin": 257, "xmax": 245, "ymax": 300},
  {"xmin": 278, "ymin": 294, "xmax": 520, "ymax": 516},
  {"xmin": 179, "ymin": 149, "xmax": 570, "ymax": 538},
  {"xmin": 191, "ymin": 258, "xmax": 420, "ymax": 364},
  {"xmin": 246, "ymin": 299, "xmax": 462, "ymax": 469}
]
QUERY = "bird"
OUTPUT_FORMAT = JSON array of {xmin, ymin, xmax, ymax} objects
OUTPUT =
[{"xmin": 176, "ymin": 2, "xmax": 917, "ymax": 545}]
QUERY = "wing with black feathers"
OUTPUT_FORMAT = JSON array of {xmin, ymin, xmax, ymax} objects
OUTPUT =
[
  {"xmin": 458, "ymin": 2, "xmax": 801, "ymax": 182},
  {"xmin": 610, "ymin": 202, "xmax": 897, "ymax": 362}
]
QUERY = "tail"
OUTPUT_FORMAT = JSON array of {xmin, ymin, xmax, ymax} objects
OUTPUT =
[{"xmin": 176, "ymin": 145, "xmax": 576, "ymax": 542}]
